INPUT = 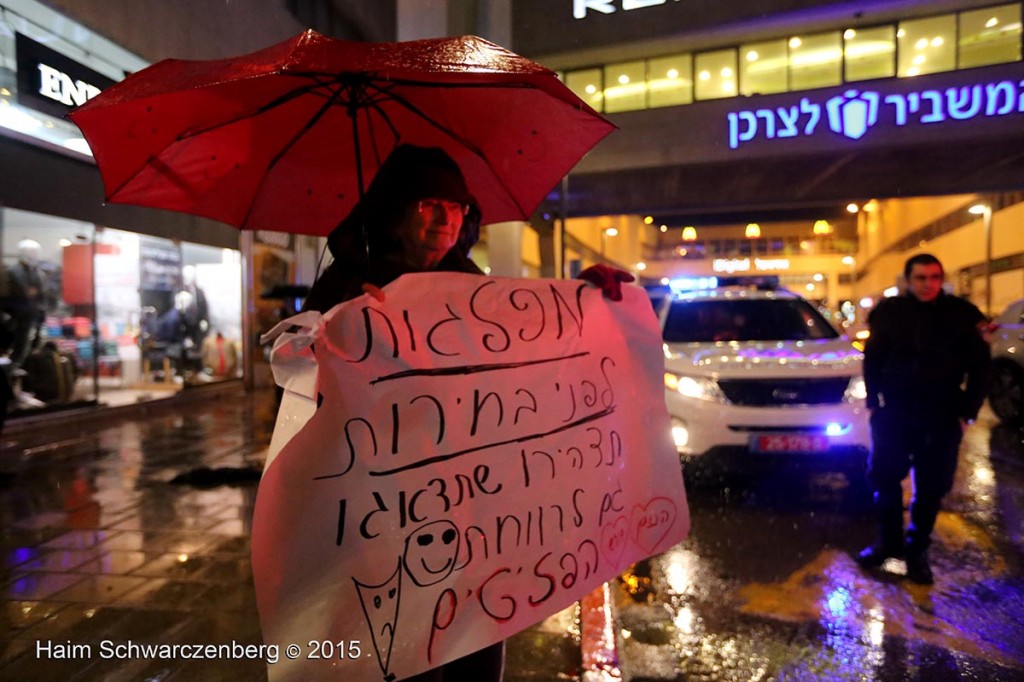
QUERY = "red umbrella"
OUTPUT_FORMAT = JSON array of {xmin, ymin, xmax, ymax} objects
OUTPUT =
[{"xmin": 69, "ymin": 30, "xmax": 614, "ymax": 236}]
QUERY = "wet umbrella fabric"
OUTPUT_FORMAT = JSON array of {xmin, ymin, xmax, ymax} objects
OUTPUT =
[{"xmin": 68, "ymin": 30, "xmax": 614, "ymax": 236}]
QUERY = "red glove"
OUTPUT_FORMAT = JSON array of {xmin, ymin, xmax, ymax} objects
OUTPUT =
[{"xmin": 577, "ymin": 264, "xmax": 635, "ymax": 302}]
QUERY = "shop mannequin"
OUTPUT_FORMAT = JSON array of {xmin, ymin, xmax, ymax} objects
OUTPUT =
[
  {"xmin": 177, "ymin": 265, "xmax": 209, "ymax": 374},
  {"xmin": 6, "ymin": 239, "xmax": 47, "ymax": 369}
]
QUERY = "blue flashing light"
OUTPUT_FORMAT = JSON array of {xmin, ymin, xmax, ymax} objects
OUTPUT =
[
  {"xmin": 669, "ymin": 276, "xmax": 718, "ymax": 293},
  {"xmin": 825, "ymin": 422, "xmax": 851, "ymax": 436}
]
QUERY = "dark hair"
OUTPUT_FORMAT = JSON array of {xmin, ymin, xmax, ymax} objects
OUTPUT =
[
  {"xmin": 904, "ymin": 253, "xmax": 943, "ymax": 280},
  {"xmin": 327, "ymin": 144, "xmax": 480, "ymax": 262}
]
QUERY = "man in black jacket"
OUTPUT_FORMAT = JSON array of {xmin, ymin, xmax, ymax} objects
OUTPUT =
[{"xmin": 857, "ymin": 253, "xmax": 990, "ymax": 585}]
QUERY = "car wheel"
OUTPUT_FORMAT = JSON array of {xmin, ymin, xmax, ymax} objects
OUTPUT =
[{"xmin": 989, "ymin": 362, "xmax": 1024, "ymax": 424}]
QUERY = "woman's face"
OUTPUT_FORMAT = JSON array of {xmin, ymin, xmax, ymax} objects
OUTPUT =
[{"xmin": 393, "ymin": 198, "xmax": 465, "ymax": 270}]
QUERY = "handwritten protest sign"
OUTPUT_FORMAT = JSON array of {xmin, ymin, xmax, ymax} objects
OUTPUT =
[{"xmin": 253, "ymin": 272, "xmax": 689, "ymax": 681}]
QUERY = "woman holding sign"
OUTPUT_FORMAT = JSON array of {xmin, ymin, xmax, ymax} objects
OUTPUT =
[
  {"xmin": 304, "ymin": 144, "xmax": 503, "ymax": 681},
  {"xmin": 303, "ymin": 144, "xmax": 631, "ymax": 681}
]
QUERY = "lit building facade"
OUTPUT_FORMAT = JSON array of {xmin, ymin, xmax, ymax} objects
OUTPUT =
[{"xmin": 511, "ymin": 0, "xmax": 1024, "ymax": 318}]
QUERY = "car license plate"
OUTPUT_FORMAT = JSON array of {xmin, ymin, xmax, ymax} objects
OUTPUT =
[{"xmin": 750, "ymin": 434, "xmax": 829, "ymax": 453}]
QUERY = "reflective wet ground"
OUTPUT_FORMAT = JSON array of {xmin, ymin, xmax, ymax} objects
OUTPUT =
[
  {"xmin": 614, "ymin": 409, "xmax": 1024, "ymax": 681},
  {"xmin": 0, "ymin": 388, "xmax": 581, "ymax": 681}
]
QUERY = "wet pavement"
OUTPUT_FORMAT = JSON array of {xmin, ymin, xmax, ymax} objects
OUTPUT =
[
  {"xmin": 613, "ymin": 409, "xmax": 1024, "ymax": 681},
  {"xmin": 2, "ymin": 387, "xmax": 1022, "ymax": 680}
]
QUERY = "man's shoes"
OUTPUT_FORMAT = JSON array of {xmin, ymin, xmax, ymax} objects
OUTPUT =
[
  {"xmin": 905, "ymin": 552, "xmax": 934, "ymax": 585},
  {"xmin": 855, "ymin": 544, "xmax": 902, "ymax": 569}
]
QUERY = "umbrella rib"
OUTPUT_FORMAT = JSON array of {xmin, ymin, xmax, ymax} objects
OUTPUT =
[
  {"xmin": 364, "ymin": 81, "xmax": 531, "ymax": 218},
  {"xmin": 175, "ymin": 76, "xmax": 337, "ymax": 143},
  {"xmin": 238, "ymin": 81, "xmax": 352, "ymax": 230}
]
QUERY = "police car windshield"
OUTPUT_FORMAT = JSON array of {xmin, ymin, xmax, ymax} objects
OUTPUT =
[{"xmin": 664, "ymin": 298, "xmax": 840, "ymax": 343}]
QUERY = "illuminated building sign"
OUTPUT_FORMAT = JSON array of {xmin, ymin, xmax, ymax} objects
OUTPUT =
[
  {"xmin": 727, "ymin": 80, "xmax": 1024, "ymax": 150},
  {"xmin": 15, "ymin": 33, "xmax": 115, "ymax": 119},
  {"xmin": 713, "ymin": 258, "xmax": 790, "ymax": 273},
  {"xmin": 573, "ymin": 0, "xmax": 678, "ymax": 19}
]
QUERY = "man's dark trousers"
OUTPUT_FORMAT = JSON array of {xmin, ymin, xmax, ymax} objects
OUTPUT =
[{"xmin": 868, "ymin": 408, "xmax": 962, "ymax": 554}]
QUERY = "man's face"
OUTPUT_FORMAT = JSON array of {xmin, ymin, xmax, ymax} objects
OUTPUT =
[
  {"xmin": 394, "ymin": 198, "xmax": 464, "ymax": 270},
  {"xmin": 907, "ymin": 263, "xmax": 944, "ymax": 302}
]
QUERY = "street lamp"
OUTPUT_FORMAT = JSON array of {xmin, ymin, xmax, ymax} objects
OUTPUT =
[
  {"xmin": 745, "ymin": 223, "xmax": 761, "ymax": 257},
  {"xmin": 969, "ymin": 202, "xmax": 993, "ymax": 315}
]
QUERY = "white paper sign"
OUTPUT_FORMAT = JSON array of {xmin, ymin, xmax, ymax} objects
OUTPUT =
[{"xmin": 252, "ymin": 273, "xmax": 689, "ymax": 681}]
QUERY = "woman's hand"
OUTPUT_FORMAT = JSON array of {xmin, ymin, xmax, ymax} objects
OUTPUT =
[{"xmin": 577, "ymin": 264, "xmax": 635, "ymax": 302}]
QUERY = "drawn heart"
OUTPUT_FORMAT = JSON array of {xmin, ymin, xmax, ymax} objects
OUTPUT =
[
  {"xmin": 600, "ymin": 516, "xmax": 629, "ymax": 568},
  {"xmin": 630, "ymin": 497, "xmax": 678, "ymax": 554}
]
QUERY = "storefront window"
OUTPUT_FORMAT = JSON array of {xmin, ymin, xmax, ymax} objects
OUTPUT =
[
  {"xmin": 120, "ymin": 235, "xmax": 243, "ymax": 395},
  {"xmin": 789, "ymin": 31, "xmax": 841, "ymax": 90},
  {"xmin": 740, "ymin": 39, "xmax": 788, "ymax": 95},
  {"xmin": 565, "ymin": 68, "xmax": 604, "ymax": 112},
  {"xmin": 603, "ymin": 60, "xmax": 646, "ymax": 113},
  {"xmin": 844, "ymin": 25, "xmax": 896, "ymax": 81},
  {"xmin": 695, "ymin": 49, "xmax": 737, "ymax": 101},
  {"xmin": 88, "ymin": 229, "xmax": 244, "ymax": 406},
  {"xmin": 958, "ymin": 4, "xmax": 1022, "ymax": 68},
  {"xmin": 648, "ymin": 54, "xmax": 693, "ymax": 107},
  {"xmin": 1, "ymin": 207, "xmax": 98, "ymax": 413},
  {"xmin": 898, "ymin": 14, "xmax": 956, "ymax": 76}
]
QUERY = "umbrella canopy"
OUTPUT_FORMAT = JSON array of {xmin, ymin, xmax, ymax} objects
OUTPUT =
[{"xmin": 69, "ymin": 30, "xmax": 614, "ymax": 236}]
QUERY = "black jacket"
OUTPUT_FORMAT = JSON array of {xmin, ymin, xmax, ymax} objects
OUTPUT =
[
  {"xmin": 863, "ymin": 291, "xmax": 990, "ymax": 420},
  {"xmin": 302, "ymin": 248, "xmax": 484, "ymax": 314}
]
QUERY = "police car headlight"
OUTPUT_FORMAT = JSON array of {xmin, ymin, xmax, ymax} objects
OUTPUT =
[
  {"xmin": 670, "ymin": 419, "xmax": 690, "ymax": 449},
  {"xmin": 845, "ymin": 376, "xmax": 867, "ymax": 401},
  {"xmin": 664, "ymin": 372, "xmax": 726, "ymax": 403}
]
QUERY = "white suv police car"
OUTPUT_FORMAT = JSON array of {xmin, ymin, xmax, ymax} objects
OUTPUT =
[{"xmin": 651, "ymin": 277, "xmax": 871, "ymax": 478}]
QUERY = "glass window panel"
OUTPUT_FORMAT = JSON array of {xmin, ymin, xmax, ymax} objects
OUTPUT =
[
  {"xmin": 844, "ymin": 25, "xmax": 896, "ymax": 81},
  {"xmin": 789, "ymin": 31, "xmax": 842, "ymax": 90},
  {"xmin": 695, "ymin": 49, "xmax": 738, "ymax": 100},
  {"xmin": 94, "ymin": 228, "xmax": 142, "ymax": 398},
  {"xmin": 603, "ymin": 60, "xmax": 647, "ymax": 113},
  {"xmin": 959, "ymin": 3, "xmax": 1022, "ymax": 68},
  {"xmin": 648, "ymin": 54, "xmax": 693, "ymax": 107},
  {"xmin": 181, "ymin": 243, "xmax": 243, "ymax": 382},
  {"xmin": 740, "ymin": 39, "xmax": 788, "ymax": 95},
  {"xmin": 898, "ymin": 14, "xmax": 956, "ymax": 76},
  {"xmin": 565, "ymin": 68, "xmax": 604, "ymax": 112}
]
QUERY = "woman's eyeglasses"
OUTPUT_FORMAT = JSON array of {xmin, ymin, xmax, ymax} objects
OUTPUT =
[{"xmin": 417, "ymin": 198, "xmax": 470, "ymax": 217}]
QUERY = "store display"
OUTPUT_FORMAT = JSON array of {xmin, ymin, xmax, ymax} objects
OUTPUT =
[{"xmin": 5, "ymin": 239, "xmax": 47, "ymax": 369}]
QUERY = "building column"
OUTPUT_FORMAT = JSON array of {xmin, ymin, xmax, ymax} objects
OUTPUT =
[
  {"xmin": 827, "ymin": 270, "xmax": 840, "ymax": 308},
  {"xmin": 487, "ymin": 221, "xmax": 524, "ymax": 277},
  {"xmin": 396, "ymin": 0, "xmax": 447, "ymax": 40}
]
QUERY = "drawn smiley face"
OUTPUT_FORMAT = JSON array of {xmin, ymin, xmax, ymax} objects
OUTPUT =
[{"xmin": 402, "ymin": 520, "xmax": 460, "ymax": 587}]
